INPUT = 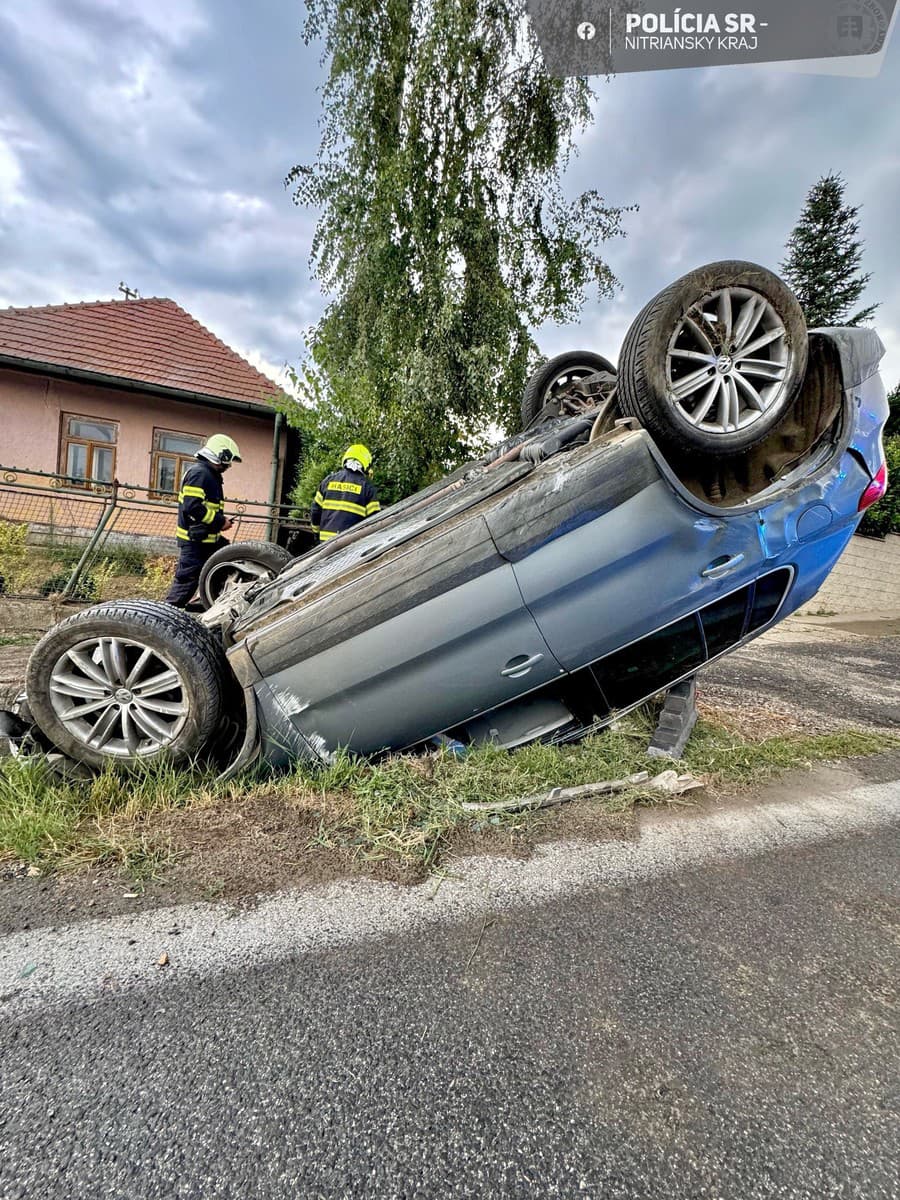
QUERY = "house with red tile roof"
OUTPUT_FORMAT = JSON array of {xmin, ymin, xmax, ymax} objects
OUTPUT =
[{"xmin": 0, "ymin": 297, "xmax": 296, "ymax": 511}]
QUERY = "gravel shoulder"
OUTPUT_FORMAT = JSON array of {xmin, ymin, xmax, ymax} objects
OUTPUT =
[
  {"xmin": 703, "ymin": 612, "xmax": 900, "ymax": 732},
  {"xmin": 2, "ymin": 748, "xmax": 898, "ymax": 938}
]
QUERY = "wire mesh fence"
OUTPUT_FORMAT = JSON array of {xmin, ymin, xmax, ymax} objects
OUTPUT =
[{"xmin": 0, "ymin": 465, "xmax": 312, "ymax": 601}]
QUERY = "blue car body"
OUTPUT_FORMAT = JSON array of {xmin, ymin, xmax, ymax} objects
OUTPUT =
[{"xmin": 222, "ymin": 327, "xmax": 888, "ymax": 766}]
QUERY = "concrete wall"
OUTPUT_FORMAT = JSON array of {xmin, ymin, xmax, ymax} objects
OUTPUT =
[
  {"xmin": 809, "ymin": 533, "xmax": 900, "ymax": 614},
  {"xmin": 0, "ymin": 366, "xmax": 285, "ymax": 504}
]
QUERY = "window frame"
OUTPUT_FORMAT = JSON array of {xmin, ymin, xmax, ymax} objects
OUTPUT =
[
  {"xmin": 587, "ymin": 567, "xmax": 795, "ymax": 714},
  {"xmin": 591, "ymin": 613, "xmax": 707, "ymax": 712},
  {"xmin": 148, "ymin": 427, "xmax": 205, "ymax": 498},
  {"xmin": 58, "ymin": 412, "xmax": 119, "ymax": 489}
]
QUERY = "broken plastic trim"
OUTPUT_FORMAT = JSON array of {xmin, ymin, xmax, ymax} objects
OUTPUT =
[{"xmin": 0, "ymin": 697, "xmax": 93, "ymax": 778}]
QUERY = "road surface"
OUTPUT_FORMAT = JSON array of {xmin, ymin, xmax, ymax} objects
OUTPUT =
[{"xmin": 2, "ymin": 776, "xmax": 898, "ymax": 1199}]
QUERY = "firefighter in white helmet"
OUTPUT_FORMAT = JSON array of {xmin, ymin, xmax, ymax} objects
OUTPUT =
[{"xmin": 165, "ymin": 434, "xmax": 240, "ymax": 607}]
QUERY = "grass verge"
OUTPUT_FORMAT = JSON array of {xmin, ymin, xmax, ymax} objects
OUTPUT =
[{"xmin": 0, "ymin": 709, "xmax": 896, "ymax": 881}]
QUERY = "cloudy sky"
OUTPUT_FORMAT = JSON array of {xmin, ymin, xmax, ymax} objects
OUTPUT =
[{"xmin": 1, "ymin": 0, "xmax": 898, "ymax": 392}]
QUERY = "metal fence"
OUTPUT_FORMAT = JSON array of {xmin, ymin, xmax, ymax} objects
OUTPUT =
[{"xmin": 0, "ymin": 465, "xmax": 312, "ymax": 599}]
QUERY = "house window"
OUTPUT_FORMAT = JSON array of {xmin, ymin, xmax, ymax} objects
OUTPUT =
[
  {"xmin": 150, "ymin": 429, "xmax": 205, "ymax": 496},
  {"xmin": 60, "ymin": 413, "xmax": 118, "ymax": 485}
]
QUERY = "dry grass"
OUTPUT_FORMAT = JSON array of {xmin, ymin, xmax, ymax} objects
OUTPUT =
[
  {"xmin": 0, "ymin": 522, "xmax": 174, "ymax": 602},
  {"xmin": 1, "ymin": 706, "xmax": 895, "ymax": 881},
  {"xmin": 697, "ymin": 697, "xmax": 816, "ymax": 741}
]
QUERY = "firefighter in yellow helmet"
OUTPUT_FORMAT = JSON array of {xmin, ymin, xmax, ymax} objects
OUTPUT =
[
  {"xmin": 165, "ymin": 434, "xmax": 240, "ymax": 607},
  {"xmin": 310, "ymin": 443, "xmax": 381, "ymax": 543}
]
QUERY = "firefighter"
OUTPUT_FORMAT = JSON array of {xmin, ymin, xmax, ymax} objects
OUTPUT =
[
  {"xmin": 310, "ymin": 443, "xmax": 381, "ymax": 543},
  {"xmin": 164, "ymin": 434, "xmax": 240, "ymax": 607}
]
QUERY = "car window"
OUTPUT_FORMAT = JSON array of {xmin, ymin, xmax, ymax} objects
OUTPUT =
[
  {"xmin": 701, "ymin": 586, "xmax": 751, "ymax": 657},
  {"xmin": 592, "ymin": 615, "xmax": 705, "ymax": 710},
  {"xmin": 748, "ymin": 569, "xmax": 792, "ymax": 631}
]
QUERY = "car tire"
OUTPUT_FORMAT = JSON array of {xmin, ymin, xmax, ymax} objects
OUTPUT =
[
  {"xmin": 25, "ymin": 600, "xmax": 228, "ymax": 769},
  {"xmin": 521, "ymin": 351, "xmax": 617, "ymax": 430},
  {"xmin": 198, "ymin": 540, "xmax": 293, "ymax": 608},
  {"xmin": 617, "ymin": 261, "xmax": 808, "ymax": 457}
]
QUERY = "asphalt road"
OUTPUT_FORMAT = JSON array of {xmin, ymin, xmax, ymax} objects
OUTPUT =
[
  {"xmin": 704, "ymin": 623, "xmax": 900, "ymax": 730},
  {"xmin": 2, "ymin": 783, "xmax": 898, "ymax": 1200}
]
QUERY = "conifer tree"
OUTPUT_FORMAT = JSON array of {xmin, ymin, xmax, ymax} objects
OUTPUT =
[{"xmin": 781, "ymin": 173, "xmax": 878, "ymax": 328}]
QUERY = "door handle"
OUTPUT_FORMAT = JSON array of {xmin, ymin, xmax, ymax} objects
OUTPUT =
[
  {"xmin": 701, "ymin": 553, "xmax": 745, "ymax": 580},
  {"xmin": 501, "ymin": 653, "xmax": 544, "ymax": 679}
]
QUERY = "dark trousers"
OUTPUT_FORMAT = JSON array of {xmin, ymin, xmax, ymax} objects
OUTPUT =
[{"xmin": 165, "ymin": 539, "xmax": 222, "ymax": 608}]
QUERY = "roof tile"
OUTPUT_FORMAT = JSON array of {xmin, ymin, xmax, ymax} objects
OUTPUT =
[{"xmin": 0, "ymin": 297, "xmax": 282, "ymax": 408}]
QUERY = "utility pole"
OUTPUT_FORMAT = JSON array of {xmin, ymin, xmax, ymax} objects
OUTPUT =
[{"xmin": 118, "ymin": 281, "xmax": 140, "ymax": 300}]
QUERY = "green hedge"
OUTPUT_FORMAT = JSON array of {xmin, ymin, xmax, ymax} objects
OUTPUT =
[{"xmin": 858, "ymin": 435, "xmax": 900, "ymax": 539}]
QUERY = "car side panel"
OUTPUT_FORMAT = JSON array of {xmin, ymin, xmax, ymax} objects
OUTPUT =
[
  {"xmin": 847, "ymin": 354, "xmax": 889, "ymax": 474},
  {"xmin": 246, "ymin": 515, "xmax": 565, "ymax": 757},
  {"xmin": 486, "ymin": 432, "xmax": 767, "ymax": 670},
  {"xmin": 814, "ymin": 327, "xmax": 887, "ymax": 475}
]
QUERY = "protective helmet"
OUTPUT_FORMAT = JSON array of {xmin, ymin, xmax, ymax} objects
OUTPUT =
[
  {"xmin": 342, "ymin": 443, "xmax": 373, "ymax": 472},
  {"xmin": 199, "ymin": 434, "xmax": 242, "ymax": 466}
]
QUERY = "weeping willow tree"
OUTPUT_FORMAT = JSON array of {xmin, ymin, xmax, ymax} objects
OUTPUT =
[{"xmin": 287, "ymin": 0, "xmax": 630, "ymax": 505}]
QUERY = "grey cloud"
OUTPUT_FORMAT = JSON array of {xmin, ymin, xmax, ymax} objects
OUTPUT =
[
  {"xmin": 0, "ymin": 0, "xmax": 322, "ymax": 375},
  {"xmin": 1, "ymin": 0, "xmax": 897, "ymax": 390},
  {"xmin": 542, "ymin": 47, "xmax": 900, "ymax": 383}
]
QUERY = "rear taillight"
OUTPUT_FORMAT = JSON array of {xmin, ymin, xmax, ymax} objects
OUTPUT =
[{"xmin": 858, "ymin": 462, "xmax": 888, "ymax": 511}]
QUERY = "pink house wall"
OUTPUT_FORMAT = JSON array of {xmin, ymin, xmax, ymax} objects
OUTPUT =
[{"xmin": 0, "ymin": 366, "xmax": 285, "ymax": 504}]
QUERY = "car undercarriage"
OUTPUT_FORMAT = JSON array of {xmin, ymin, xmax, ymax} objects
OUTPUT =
[{"xmin": 6, "ymin": 262, "xmax": 890, "ymax": 776}]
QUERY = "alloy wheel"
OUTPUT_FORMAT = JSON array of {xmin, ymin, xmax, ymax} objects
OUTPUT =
[
  {"xmin": 541, "ymin": 365, "xmax": 604, "ymax": 411},
  {"xmin": 48, "ymin": 637, "xmax": 188, "ymax": 757},
  {"xmin": 204, "ymin": 558, "xmax": 273, "ymax": 602},
  {"xmin": 666, "ymin": 287, "xmax": 792, "ymax": 435}
]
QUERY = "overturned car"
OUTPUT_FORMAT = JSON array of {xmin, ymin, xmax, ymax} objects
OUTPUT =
[{"xmin": 19, "ymin": 262, "xmax": 890, "ymax": 773}]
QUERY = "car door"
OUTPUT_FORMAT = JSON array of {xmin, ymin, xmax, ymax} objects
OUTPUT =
[
  {"xmin": 482, "ymin": 430, "xmax": 767, "ymax": 671},
  {"xmin": 245, "ymin": 513, "xmax": 566, "ymax": 755}
]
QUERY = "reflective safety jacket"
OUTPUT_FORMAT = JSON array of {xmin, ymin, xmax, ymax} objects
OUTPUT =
[
  {"xmin": 176, "ymin": 459, "xmax": 227, "ymax": 544},
  {"xmin": 310, "ymin": 467, "xmax": 381, "ymax": 542}
]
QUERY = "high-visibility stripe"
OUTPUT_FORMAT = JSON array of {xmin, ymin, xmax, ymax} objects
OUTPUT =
[
  {"xmin": 314, "ymin": 491, "xmax": 324, "ymax": 505},
  {"xmin": 327, "ymin": 480, "xmax": 363, "ymax": 495},
  {"xmin": 365, "ymin": 501, "xmax": 381, "ymax": 515},
  {"xmin": 320, "ymin": 498, "xmax": 367, "ymax": 517},
  {"xmin": 177, "ymin": 460, "xmax": 223, "ymax": 544},
  {"xmin": 176, "ymin": 526, "xmax": 218, "ymax": 544},
  {"xmin": 318, "ymin": 529, "xmax": 339, "ymax": 541}
]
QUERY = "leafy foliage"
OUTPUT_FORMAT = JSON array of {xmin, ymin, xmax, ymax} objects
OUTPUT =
[
  {"xmin": 0, "ymin": 522, "xmax": 28, "ymax": 594},
  {"xmin": 858, "ymin": 435, "xmax": 900, "ymax": 538},
  {"xmin": 286, "ymin": 0, "xmax": 631, "ymax": 506},
  {"xmin": 884, "ymin": 381, "xmax": 900, "ymax": 439},
  {"xmin": 780, "ymin": 172, "xmax": 878, "ymax": 328}
]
